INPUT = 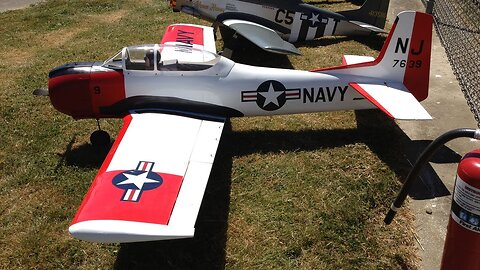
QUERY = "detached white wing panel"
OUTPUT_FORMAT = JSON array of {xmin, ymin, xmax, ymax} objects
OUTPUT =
[
  {"xmin": 69, "ymin": 112, "xmax": 225, "ymax": 243},
  {"xmin": 222, "ymin": 19, "xmax": 300, "ymax": 55},
  {"xmin": 350, "ymin": 82, "xmax": 432, "ymax": 120}
]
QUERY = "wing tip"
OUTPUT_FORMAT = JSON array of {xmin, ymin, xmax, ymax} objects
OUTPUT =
[{"xmin": 69, "ymin": 220, "xmax": 195, "ymax": 243}]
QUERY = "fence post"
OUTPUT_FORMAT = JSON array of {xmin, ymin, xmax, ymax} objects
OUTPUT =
[{"xmin": 426, "ymin": 0, "xmax": 435, "ymax": 14}]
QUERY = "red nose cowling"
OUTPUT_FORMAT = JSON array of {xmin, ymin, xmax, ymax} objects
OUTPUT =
[
  {"xmin": 48, "ymin": 62, "xmax": 126, "ymax": 119},
  {"xmin": 48, "ymin": 63, "xmax": 94, "ymax": 119}
]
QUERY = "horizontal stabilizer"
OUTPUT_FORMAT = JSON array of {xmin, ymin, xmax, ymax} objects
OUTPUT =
[
  {"xmin": 222, "ymin": 19, "xmax": 300, "ymax": 55},
  {"xmin": 349, "ymin": 82, "xmax": 432, "ymax": 120},
  {"xmin": 342, "ymin": 55, "xmax": 375, "ymax": 65},
  {"xmin": 348, "ymin": 20, "xmax": 387, "ymax": 33}
]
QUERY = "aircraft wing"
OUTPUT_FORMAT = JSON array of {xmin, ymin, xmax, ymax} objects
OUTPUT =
[
  {"xmin": 347, "ymin": 20, "xmax": 387, "ymax": 34},
  {"xmin": 160, "ymin": 23, "xmax": 217, "ymax": 54},
  {"xmin": 69, "ymin": 112, "xmax": 225, "ymax": 243},
  {"xmin": 222, "ymin": 19, "xmax": 301, "ymax": 55},
  {"xmin": 349, "ymin": 82, "xmax": 432, "ymax": 120}
]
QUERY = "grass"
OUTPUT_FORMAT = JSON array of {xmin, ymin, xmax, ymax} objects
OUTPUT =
[{"xmin": 0, "ymin": 0, "xmax": 417, "ymax": 269}]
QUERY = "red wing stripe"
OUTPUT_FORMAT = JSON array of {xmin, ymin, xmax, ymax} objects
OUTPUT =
[{"xmin": 71, "ymin": 115, "xmax": 133, "ymax": 224}]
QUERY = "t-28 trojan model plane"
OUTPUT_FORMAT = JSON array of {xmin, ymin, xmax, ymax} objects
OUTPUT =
[
  {"xmin": 170, "ymin": 0, "xmax": 390, "ymax": 55},
  {"xmin": 39, "ymin": 11, "xmax": 432, "ymax": 243}
]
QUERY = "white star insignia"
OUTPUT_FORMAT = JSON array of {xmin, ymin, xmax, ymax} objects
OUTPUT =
[
  {"xmin": 117, "ymin": 172, "xmax": 160, "ymax": 189},
  {"xmin": 259, "ymin": 82, "xmax": 282, "ymax": 107},
  {"xmin": 309, "ymin": 13, "xmax": 320, "ymax": 26}
]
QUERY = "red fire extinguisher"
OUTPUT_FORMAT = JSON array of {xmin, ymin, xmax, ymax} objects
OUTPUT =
[
  {"xmin": 440, "ymin": 149, "xmax": 480, "ymax": 269},
  {"xmin": 383, "ymin": 128, "xmax": 480, "ymax": 268}
]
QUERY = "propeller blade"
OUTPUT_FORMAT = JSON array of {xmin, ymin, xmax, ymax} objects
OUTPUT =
[{"xmin": 33, "ymin": 88, "xmax": 49, "ymax": 96}]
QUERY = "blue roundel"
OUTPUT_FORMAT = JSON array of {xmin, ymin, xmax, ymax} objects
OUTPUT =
[{"xmin": 112, "ymin": 170, "xmax": 163, "ymax": 191}]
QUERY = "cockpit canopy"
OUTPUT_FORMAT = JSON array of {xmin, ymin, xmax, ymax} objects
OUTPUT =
[{"xmin": 102, "ymin": 44, "xmax": 221, "ymax": 72}]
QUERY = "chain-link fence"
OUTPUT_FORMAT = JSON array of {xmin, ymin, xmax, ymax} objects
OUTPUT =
[{"xmin": 430, "ymin": 0, "xmax": 480, "ymax": 127}]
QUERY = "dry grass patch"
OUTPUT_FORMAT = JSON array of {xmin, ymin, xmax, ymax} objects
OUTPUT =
[
  {"xmin": 39, "ymin": 27, "xmax": 89, "ymax": 48},
  {"xmin": 0, "ymin": 71, "xmax": 20, "ymax": 93},
  {"xmin": 1, "ymin": 48, "xmax": 35, "ymax": 67},
  {"xmin": 87, "ymin": 9, "xmax": 128, "ymax": 24}
]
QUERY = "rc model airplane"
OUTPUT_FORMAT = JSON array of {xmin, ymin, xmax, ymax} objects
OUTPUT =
[
  {"xmin": 170, "ymin": 0, "xmax": 390, "ymax": 55},
  {"xmin": 40, "ymin": 11, "xmax": 432, "ymax": 243}
]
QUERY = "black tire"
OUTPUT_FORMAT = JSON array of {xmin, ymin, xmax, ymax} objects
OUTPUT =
[{"xmin": 90, "ymin": 130, "xmax": 111, "ymax": 150}]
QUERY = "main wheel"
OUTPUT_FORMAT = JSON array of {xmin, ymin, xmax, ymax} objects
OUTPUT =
[{"xmin": 90, "ymin": 130, "xmax": 111, "ymax": 150}]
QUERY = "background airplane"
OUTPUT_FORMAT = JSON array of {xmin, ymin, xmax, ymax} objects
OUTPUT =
[
  {"xmin": 39, "ymin": 11, "xmax": 432, "ymax": 243},
  {"xmin": 170, "ymin": 0, "xmax": 390, "ymax": 55}
]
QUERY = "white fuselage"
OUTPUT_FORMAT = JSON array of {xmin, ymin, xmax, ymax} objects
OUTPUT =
[{"xmin": 123, "ymin": 56, "xmax": 376, "ymax": 117}]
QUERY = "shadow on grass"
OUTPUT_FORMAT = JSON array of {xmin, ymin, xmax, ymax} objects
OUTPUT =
[
  {"xmin": 352, "ymin": 34, "xmax": 386, "ymax": 51},
  {"xmin": 355, "ymin": 109, "xmax": 453, "ymax": 200},
  {"xmin": 226, "ymin": 127, "xmax": 362, "ymax": 156},
  {"xmin": 227, "ymin": 110, "xmax": 454, "ymax": 201},
  {"xmin": 58, "ymin": 138, "xmax": 111, "ymax": 170}
]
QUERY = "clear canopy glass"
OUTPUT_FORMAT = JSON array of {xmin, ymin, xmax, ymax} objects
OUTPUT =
[
  {"xmin": 102, "ymin": 50, "xmax": 123, "ymax": 69},
  {"xmin": 102, "ymin": 44, "xmax": 221, "ymax": 72}
]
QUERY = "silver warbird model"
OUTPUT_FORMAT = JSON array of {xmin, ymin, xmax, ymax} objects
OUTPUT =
[{"xmin": 170, "ymin": 0, "xmax": 389, "ymax": 55}]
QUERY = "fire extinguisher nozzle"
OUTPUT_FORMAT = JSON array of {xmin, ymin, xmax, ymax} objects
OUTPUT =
[{"xmin": 385, "ymin": 128, "xmax": 478, "ymax": 225}]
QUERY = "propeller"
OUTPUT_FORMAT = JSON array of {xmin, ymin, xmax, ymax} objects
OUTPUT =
[{"xmin": 33, "ymin": 88, "xmax": 49, "ymax": 96}]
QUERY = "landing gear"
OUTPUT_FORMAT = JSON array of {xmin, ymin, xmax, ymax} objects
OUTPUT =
[
  {"xmin": 90, "ymin": 120, "xmax": 111, "ymax": 150},
  {"xmin": 90, "ymin": 130, "xmax": 111, "ymax": 149}
]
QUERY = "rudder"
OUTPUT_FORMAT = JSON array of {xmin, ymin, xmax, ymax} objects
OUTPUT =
[
  {"xmin": 338, "ymin": 0, "xmax": 390, "ymax": 29},
  {"xmin": 403, "ymin": 12, "xmax": 432, "ymax": 101}
]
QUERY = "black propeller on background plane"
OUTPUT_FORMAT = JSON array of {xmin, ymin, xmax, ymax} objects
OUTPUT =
[{"xmin": 33, "ymin": 88, "xmax": 49, "ymax": 96}]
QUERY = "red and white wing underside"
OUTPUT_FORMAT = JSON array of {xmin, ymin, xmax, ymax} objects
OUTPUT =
[
  {"xmin": 158, "ymin": 23, "xmax": 218, "ymax": 65},
  {"xmin": 69, "ymin": 112, "xmax": 224, "ymax": 243},
  {"xmin": 160, "ymin": 23, "xmax": 216, "ymax": 53}
]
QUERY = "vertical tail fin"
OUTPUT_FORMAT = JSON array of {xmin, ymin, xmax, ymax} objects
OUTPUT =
[
  {"xmin": 316, "ymin": 11, "xmax": 433, "ymax": 101},
  {"xmin": 338, "ymin": 0, "xmax": 390, "ymax": 29},
  {"xmin": 312, "ymin": 11, "xmax": 433, "ymax": 119},
  {"xmin": 375, "ymin": 11, "xmax": 433, "ymax": 101}
]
